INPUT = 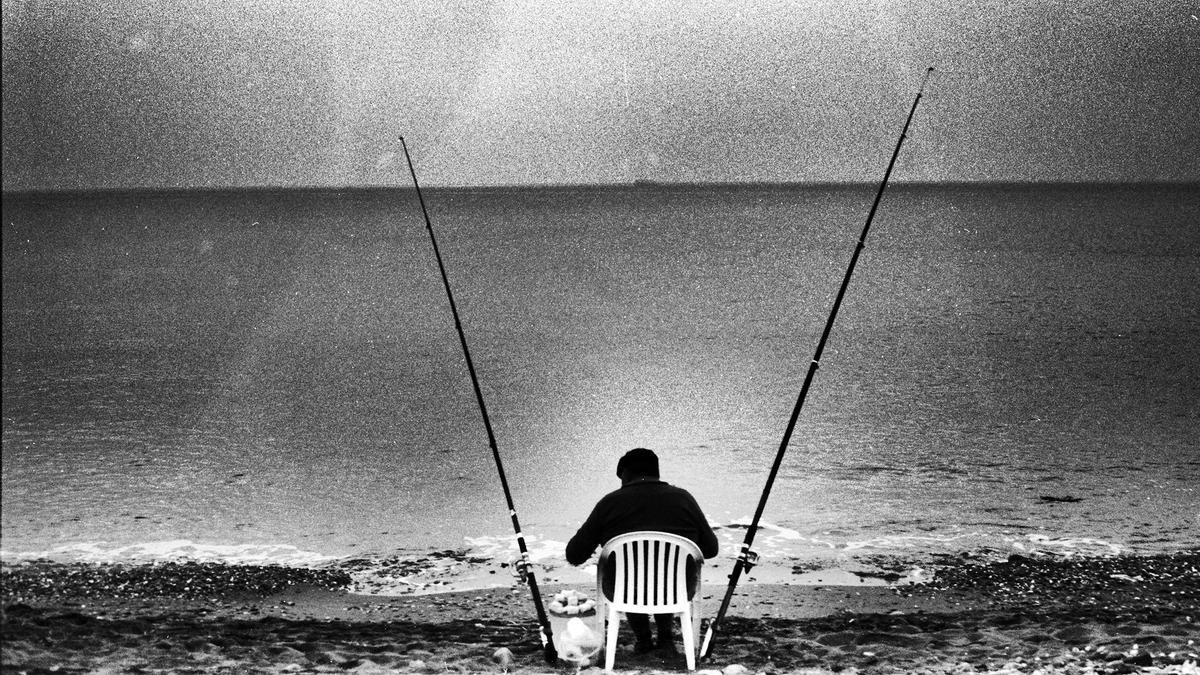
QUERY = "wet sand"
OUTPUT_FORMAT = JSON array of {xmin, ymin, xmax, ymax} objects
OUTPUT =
[{"xmin": 2, "ymin": 551, "xmax": 1197, "ymax": 674}]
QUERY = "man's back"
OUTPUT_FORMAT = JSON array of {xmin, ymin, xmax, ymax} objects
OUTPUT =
[{"xmin": 565, "ymin": 478, "xmax": 719, "ymax": 565}]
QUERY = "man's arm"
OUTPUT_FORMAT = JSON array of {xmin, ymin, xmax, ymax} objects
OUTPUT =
[
  {"xmin": 565, "ymin": 502, "xmax": 606, "ymax": 566},
  {"xmin": 697, "ymin": 519, "xmax": 719, "ymax": 559}
]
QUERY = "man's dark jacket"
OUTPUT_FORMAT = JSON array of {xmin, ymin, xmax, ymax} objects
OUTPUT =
[{"xmin": 565, "ymin": 479, "xmax": 719, "ymax": 566}]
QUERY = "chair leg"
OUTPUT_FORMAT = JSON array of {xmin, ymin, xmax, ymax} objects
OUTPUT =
[
  {"xmin": 605, "ymin": 608, "xmax": 619, "ymax": 672},
  {"xmin": 679, "ymin": 608, "xmax": 696, "ymax": 670}
]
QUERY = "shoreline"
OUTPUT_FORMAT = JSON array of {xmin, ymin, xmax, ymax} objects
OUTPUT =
[{"xmin": 3, "ymin": 551, "xmax": 1197, "ymax": 673}]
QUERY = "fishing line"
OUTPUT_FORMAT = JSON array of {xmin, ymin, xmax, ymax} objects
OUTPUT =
[
  {"xmin": 699, "ymin": 66, "xmax": 937, "ymax": 662},
  {"xmin": 398, "ymin": 137, "xmax": 558, "ymax": 664}
]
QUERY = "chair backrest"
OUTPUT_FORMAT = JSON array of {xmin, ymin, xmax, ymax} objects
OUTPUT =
[{"xmin": 598, "ymin": 531, "xmax": 702, "ymax": 613}]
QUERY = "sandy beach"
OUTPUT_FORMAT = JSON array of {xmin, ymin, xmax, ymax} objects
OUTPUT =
[{"xmin": 2, "ymin": 551, "xmax": 1197, "ymax": 674}]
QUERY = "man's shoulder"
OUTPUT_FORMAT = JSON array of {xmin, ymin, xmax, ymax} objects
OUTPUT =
[
  {"xmin": 603, "ymin": 480, "xmax": 697, "ymax": 501},
  {"xmin": 647, "ymin": 480, "xmax": 695, "ymax": 496}
]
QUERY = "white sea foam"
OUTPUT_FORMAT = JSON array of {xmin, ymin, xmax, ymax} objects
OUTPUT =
[
  {"xmin": 1010, "ymin": 534, "xmax": 1129, "ymax": 556},
  {"xmin": 842, "ymin": 532, "xmax": 997, "ymax": 551},
  {"xmin": 717, "ymin": 519, "xmax": 1137, "ymax": 560},
  {"xmin": 0, "ymin": 526, "xmax": 1145, "ymax": 599},
  {"xmin": 722, "ymin": 518, "xmax": 840, "ymax": 553},
  {"xmin": 462, "ymin": 534, "xmax": 568, "ymax": 563},
  {"xmin": 0, "ymin": 540, "xmax": 335, "ymax": 567}
]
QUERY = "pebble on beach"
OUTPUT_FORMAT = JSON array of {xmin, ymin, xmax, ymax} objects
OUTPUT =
[{"xmin": 492, "ymin": 647, "xmax": 514, "ymax": 668}]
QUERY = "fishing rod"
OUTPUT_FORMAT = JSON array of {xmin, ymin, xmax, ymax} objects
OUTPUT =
[
  {"xmin": 398, "ymin": 136, "xmax": 558, "ymax": 664},
  {"xmin": 699, "ymin": 67, "xmax": 936, "ymax": 661}
]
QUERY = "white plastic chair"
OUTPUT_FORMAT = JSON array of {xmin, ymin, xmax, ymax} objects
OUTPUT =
[{"xmin": 596, "ymin": 531, "xmax": 704, "ymax": 671}]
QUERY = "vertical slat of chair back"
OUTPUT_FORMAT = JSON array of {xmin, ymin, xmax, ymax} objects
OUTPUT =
[
  {"xmin": 617, "ymin": 542, "xmax": 628, "ymax": 604},
  {"xmin": 674, "ymin": 542, "xmax": 682, "ymax": 606},
  {"xmin": 647, "ymin": 541, "xmax": 656, "ymax": 606}
]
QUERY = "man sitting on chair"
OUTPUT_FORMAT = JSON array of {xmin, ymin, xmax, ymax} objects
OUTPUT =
[{"xmin": 565, "ymin": 447, "xmax": 720, "ymax": 653}]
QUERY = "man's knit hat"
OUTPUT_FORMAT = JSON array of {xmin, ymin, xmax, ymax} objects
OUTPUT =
[{"xmin": 616, "ymin": 447, "xmax": 659, "ymax": 478}]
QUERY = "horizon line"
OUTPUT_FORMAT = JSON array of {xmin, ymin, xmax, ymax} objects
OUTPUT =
[{"xmin": 3, "ymin": 177, "xmax": 1198, "ymax": 197}]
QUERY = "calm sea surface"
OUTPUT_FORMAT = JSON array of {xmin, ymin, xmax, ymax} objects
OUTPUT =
[{"xmin": 3, "ymin": 183, "xmax": 1198, "ymax": 576}]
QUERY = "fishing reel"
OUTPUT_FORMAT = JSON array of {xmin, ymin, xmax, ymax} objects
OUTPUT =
[{"xmin": 511, "ymin": 557, "xmax": 531, "ymax": 584}]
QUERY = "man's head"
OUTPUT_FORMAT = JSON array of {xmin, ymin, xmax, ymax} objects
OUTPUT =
[{"xmin": 616, "ymin": 447, "xmax": 659, "ymax": 482}]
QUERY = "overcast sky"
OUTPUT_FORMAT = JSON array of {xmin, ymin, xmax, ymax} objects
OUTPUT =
[{"xmin": 2, "ymin": 0, "xmax": 1198, "ymax": 190}]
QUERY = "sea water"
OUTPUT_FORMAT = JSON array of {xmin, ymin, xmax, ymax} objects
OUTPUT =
[{"xmin": 2, "ymin": 183, "xmax": 1198, "ymax": 585}]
